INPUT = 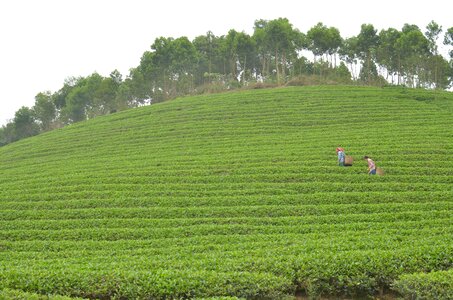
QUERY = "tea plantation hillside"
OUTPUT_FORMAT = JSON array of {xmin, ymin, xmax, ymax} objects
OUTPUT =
[{"xmin": 0, "ymin": 86, "xmax": 452, "ymax": 299}]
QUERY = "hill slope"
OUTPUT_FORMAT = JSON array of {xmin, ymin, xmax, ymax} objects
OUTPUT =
[{"xmin": 0, "ymin": 86, "xmax": 452, "ymax": 299}]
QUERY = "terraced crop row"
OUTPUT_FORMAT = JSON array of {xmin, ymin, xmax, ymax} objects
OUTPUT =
[{"xmin": 0, "ymin": 86, "xmax": 452, "ymax": 299}]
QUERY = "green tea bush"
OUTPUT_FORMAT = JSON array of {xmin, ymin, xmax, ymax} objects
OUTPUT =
[
  {"xmin": 392, "ymin": 269, "xmax": 453, "ymax": 300},
  {"xmin": 0, "ymin": 86, "xmax": 452, "ymax": 299}
]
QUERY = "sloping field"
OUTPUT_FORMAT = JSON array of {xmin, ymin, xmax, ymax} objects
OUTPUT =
[{"xmin": 0, "ymin": 86, "xmax": 452, "ymax": 299}]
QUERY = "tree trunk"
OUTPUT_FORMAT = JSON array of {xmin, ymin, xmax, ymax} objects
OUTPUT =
[
  {"xmin": 231, "ymin": 56, "xmax": 236, "ymax": 80},
  {"xmin": 163, "ymin": 70, "xmax": 167, "ymax": 100},
  {"xmin": 243, "ymin": 55, "xmax": 247, "ymax": 84},
  {"xmin": 349, "ymin": 63, "xmax": 354, "ymax": 80},
  {"xmin": 208, "ymin": 54, "xmax": 212, "ymax": 84},
  {"xmin": 397, "ymin": 54, "xmax": 401, "ymax": 85},
  {"xmin": 434, "ymin": 60, "xmax": 438, "ymax": 88},
  {"xmin": 367, "ymin": 53, "xmax": 371, "ymax": 84},
  {"xmin": 275, "ymin": 48, "xmax": 280, "ymax": 85},
  {"xmin": 312, "ymin": 55, "xmax": 316, "ymax": 76},
  {"xmin": 282, "ymin": 50, "xmax": 286, "ymax": 80}
]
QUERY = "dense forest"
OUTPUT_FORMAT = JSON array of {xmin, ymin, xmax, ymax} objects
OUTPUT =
[{"xmin": 1, "ymin": 18, "xmax": 452, "ymax": 146}]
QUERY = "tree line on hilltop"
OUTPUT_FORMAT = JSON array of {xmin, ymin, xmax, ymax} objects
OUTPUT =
[{"xmin": 1, "ymin": 18, "xmax": 453, "ymax": 146}]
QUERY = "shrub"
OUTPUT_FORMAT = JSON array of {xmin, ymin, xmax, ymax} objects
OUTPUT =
[{"xmin": 392, "ymin": 269, "xmax": 453, "ymax": 300}]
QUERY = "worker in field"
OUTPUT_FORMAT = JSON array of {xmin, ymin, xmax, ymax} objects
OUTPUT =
[
  {"xmin": 336, "ymin": 146, "xmax": 345, "ymax": 166},
  {"xmin": 363, "ymin": 156, "xmax": 376, "ymax": 175}
]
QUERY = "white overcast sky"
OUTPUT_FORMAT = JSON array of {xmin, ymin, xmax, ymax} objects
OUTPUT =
[{"xmin": 0, "ymin": 0, "xmax": 452, "ymax": 126}]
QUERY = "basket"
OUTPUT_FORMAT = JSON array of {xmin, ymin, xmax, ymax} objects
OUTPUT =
[
  {"xmin": 344, "ymin": 155, "xmax": 353, "ymax": 166},
  {"xmin": 376, "ymin": 167, "xmax": 385, "ymax": 176}
]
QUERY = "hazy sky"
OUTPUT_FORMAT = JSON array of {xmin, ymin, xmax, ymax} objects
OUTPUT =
[{"xmin": 0, "ymin": 0, "xmax": 451, "ymax": 126}]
